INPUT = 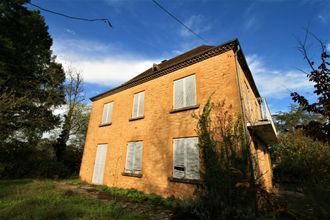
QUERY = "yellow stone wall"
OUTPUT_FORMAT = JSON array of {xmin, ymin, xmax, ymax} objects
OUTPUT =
[
  {"xmin": 80, "ymin": 49, "xmax": 273, "ymax": 197},
  {"xmin": 237, "ymin": 59, "xmax": 273, "ymax": 191}
]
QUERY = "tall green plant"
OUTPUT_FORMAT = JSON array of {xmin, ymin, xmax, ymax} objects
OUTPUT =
[{"xmin": 193, "ymin": 99, "xmax": 255, "ymax": 219}]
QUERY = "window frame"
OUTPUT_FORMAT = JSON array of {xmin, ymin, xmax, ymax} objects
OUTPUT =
[
  {"xmin": 100, "ymin": 102, "xmax": 114, "ymax": 126},
  {"xmin": 173, "ymin": 74, "xmax": 197, "ymax": 110},
  {"xmin": 172, "ymin": 137, "xmax": 200, "ymax": 181},
  {"xmin": 124, "ymin": 141, "xmax": 143, "ymax": 176},
  {"xmin": 131, "ymin": 91, "xmax": 145, "ymax": 119}
]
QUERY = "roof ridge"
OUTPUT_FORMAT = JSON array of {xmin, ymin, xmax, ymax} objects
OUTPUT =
[
  {"xmin": 122, "ymin": 44, "xmax": 214, "ymax": 86},
  {"xmin": 91, "ymin": 39, "xmax": 239, "ymax": 101}
]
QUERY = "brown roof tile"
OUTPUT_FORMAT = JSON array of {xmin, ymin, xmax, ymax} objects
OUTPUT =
[
  {"xmin": 121, "ymin": 45, "xmax": 214, "ymax": 86},
  {"xmin": 90, "ymin": 39, "xmax": 260, "ymax": 101}
]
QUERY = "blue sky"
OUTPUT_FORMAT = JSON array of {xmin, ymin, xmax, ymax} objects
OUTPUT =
[{"xmin": 28, "ymin": 0, "xmax": 329, "ymax": 113}]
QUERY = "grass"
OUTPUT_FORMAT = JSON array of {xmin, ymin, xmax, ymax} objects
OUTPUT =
[
  {"xmin": 62, "ymin": 178, "xmax": 178, "ymax": 208},
  {"xmin": 95, "ymin": 185, "xmax": 177, "ymax": 208},
  {"xmin": 0, "ymin": 179, "xmax": 146, "ymax": 220}
]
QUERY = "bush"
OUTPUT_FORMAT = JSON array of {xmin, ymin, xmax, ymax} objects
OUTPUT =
[
  {"xmin": 0, "ymin": 139, "xmax": 81, "ymax": 179},
  {"xmin": 272, "ymin": 131, "xmax": 330, "ymax": 185},
  {"xmin": 188, "ymin": 99, "xmax": 256, "ymax": 219}
]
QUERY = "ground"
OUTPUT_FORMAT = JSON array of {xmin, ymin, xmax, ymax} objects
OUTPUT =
[
  {"xmin": 277, "ymin": 184, "xmax": 330, "ymax": 219},
  {"xmin": 1, "ymin": 179, "xmax": 329, "ymax": 219},
  {"xmin": 0, "ymin": 179, "xmax": 173, "ymax": 220}
]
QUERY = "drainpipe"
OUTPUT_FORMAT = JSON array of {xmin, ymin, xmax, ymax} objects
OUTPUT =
[{"xmin": 234, "ymin": 45, "xmax": 258, "ymax": 213}]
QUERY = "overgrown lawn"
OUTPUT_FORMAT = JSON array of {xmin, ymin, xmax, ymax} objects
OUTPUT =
[{"xmin": 0, "ymin": 179, "xmax": 145, "ymax": 219}]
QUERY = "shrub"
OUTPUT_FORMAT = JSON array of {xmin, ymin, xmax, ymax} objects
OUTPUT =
[
  {"xmin": 0, "ymin": 139, "xmax": 81, "ymax": 179},
  {"xmin": 189, "ymin": 99, "xmax": 256, "ymax": 219},
  {"xmin": 272, "ymin": 131, "xmax": 330, "ymax": 185}
]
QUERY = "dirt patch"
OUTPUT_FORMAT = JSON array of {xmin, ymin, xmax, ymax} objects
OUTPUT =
[{"xmin": 55, "ymin": 182, "xmax": 173, "ymax": 219}]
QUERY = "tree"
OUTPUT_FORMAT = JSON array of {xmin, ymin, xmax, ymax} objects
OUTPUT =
[
  {"xmin": 53, "ymin": 69, "xmax": 89, "ymax": 161},
  {"xmin": 273, "ymin": 105, "xmax": 325, "ymax": 133},
  {"xmin": 0, "ymin": 0, "xmax": 65, "ymax": 145},
  {"xmin": 291, "ymin": 30, "xmax": 330, "ymax": 143}
]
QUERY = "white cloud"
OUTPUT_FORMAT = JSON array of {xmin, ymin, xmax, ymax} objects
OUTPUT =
[
  {"xmin": 317, "ymin": 14, "xmax": 329, "ymax": 24},
  {"xmin": 326, "ymin": 43, "xmax": 330, "ymax": 51},
  {"xmin": 65, "ymin": 28, "xmax": 76, "ymax": 35},
  {"xmin": 52, "ymin": 38, "xmax": 160, "ymax": 86},
  {"xmin": 244, "ymin": 17, "xmax": 257, "ymax": 30},
  {"xmin": 179, "ymin": 15, "xmax": 211, "ymax": 37},
  {"xmin": 243, "ymin": 3, "xmax": 260, "ymax": 31},
  {"xmin": 247, "ymin": 55, "xmax": 313, "ymax": 99}
]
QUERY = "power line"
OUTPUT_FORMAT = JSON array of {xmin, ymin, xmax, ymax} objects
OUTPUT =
[
  {"xmin": 27, "ymin": 2, "xmax": 112, "ymax": 28},
  {"xmin": 151, "ymin": 0, "xmax": 207, "ymax": 43}
]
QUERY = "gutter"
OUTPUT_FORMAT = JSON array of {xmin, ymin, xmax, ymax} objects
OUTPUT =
[{"xmin": 234, "ymin": 45, "xmax": 257, "ymax": 210}]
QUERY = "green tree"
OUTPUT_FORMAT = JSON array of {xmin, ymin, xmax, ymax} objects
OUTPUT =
[
  {"xmin": 0, "ymin": 0, "xmax": 65, "ymax": 145},
  {"xmin": 291, "ymin": 31, "xmax": 330, "ymax": 143},
  {"xmin": 53, "ymin": 69, "xmax": 89, "ymax": 162},
  {"xmin": 273, "ymin": 105, "xmax": 325, "ymax": 133}
]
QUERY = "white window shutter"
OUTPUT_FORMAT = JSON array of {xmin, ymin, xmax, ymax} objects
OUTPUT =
[
  {"xmin": 185, "ymin": 137, "xmax": 200, "ymax": 180},
  {"xmin": 101, "ymin": 103, "xmax": 113, "ymax": 124},
  {"xmin": 125, "ymin": 143, "xmax": 134, "ymax": 173},
  {"xmin": 185, "ymin": 75, "xmax": 197, "ymax": 107},
  {"xmin": 101, "ymin": 103, "xmax": 108, "ymax": 124},
  {"xmin": 92, "ymin": 144, "xmax": 108, "ymax": 184},
  {"xmin": 174, "ymin": 79, "xmax": 184, "ymax": 109},
  {"xmin": 173, "ymin": 139, "xmax": 185, "ymax": 178},
  {"xmin": 132, "ymin": 94, "xmax": 139, "ymax": 118},
  {"xmin": 107, "ymin": 102, "xmax": 113, "ymax": 123},
  {"xmin": 138, "ymin": 92, "xmax": 144, "ymax": 117},
  {"xmin": 133, "ymin": 142, "xmax": 143, "ymax": 173}
]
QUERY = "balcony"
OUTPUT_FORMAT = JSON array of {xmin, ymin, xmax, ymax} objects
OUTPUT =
[{"xmin": 246, "ymin": 97, "xmax": 277, "ymax": 144}]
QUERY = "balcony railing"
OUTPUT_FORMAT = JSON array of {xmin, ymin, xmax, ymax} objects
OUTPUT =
[
  {"xmin": 258, "ymin": 97, "xmax": 277, "ymax": 135},
  {"xmin": 246, "ymin": 97, "xmax": 277, "ymax": 144}
]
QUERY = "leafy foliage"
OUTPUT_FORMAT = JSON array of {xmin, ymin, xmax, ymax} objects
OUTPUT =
[
  {"xmin": 272, "ymin": 131, "xmax": 330, "ymax": 185},
  {"xmin": 0, "ymin": 1, "xmax": 86, "ymax": 179},
  {"xmin": 273, "ymin": 105, "xmax": 325, "ymax": 133},
  {"xmin": 291, "ymin": 32, "xmax": 330, "ymax": 143},
  {"xmin": 53, "ymin": 69, "xmax": 89, "ymax": 162},
  {"xmin": 190, "ymin": 99, "xmax": 255, "ymax": 219},
  {"xmin": 0, "ymin": 0, "xmax": 65, "ymax": 143}
]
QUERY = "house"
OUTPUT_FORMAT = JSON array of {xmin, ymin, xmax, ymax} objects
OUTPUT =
[{"xmin": 79, "ymin": 39, "xmax": 277, "ymax": 198}]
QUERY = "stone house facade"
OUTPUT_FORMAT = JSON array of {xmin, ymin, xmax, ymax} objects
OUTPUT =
[{"xmin": 79, "ymin": 39, "xmax": 277, "ymax": 198}]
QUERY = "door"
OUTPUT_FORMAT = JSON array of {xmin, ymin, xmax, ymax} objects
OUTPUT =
[{"xmin": 92, "ymin": 144, "xmax": 108, "ymax": 184}]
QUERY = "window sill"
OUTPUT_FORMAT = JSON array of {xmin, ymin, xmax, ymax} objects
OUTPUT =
[
  {"xmin": 129, "ymin": 116, "xmax": 144, "ymax": 121},
  {"xmin": 168, "ymin": 177, "xmax": 202, "ymax": 185},
  {"xmin": 121, "ymin": 172, "xmax": 142, "ymax": 178},
  {"xmin": 99, "ymin": 122, "xmax": 112, "ymax": 127},
  {"xmin": 170, "ymin": 104, "xmax": 200, "ymax": 113}
]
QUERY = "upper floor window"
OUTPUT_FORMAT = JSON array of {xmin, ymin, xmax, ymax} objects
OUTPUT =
[
  {"xmin": 125, "ymin": 141, "xmax": 143, "ymax": 174},
  {"xmin": 173, "ymin": 74, "xmax": 196, "ymax": 110},
  {"xmin": 132, "ymin": 91, "xmax": 144, "ymax": 118},
  {"xmin": 101, "ymin": 102, "xmax": 113, "ymax": 125},
  {"xmin": 173, "ymin": 137, "xmax": 199, "ymax": 180}
]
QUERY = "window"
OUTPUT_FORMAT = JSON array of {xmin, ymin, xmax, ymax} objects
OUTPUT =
[
  {"xmin": 125, "ymin": 141, "xmax": 143, "ymax": 174},
  {"xmin": 173, "ymin": 74, "xmax": 197, "ymax": 109},
  {"xmin": 101, "ymin": 102, "xmax": 113, "ymax": 125},
  {"xmin": 173, "ymin": 137, "xmax": 199, "ymax": 180},
  {"xmin": 132, "ymin": 91, "xmax": 144, "ymax": 118}
]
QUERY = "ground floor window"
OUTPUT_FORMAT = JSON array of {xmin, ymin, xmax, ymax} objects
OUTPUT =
[
  {"xmin": 125, "ymin": 141, "xmax": 143, "ymax": 174},
  {"xmin": 173, "ymin": 137, "xmax": 199, "ymax": 180}
]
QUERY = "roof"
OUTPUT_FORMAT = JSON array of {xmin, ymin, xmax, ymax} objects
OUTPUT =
[{"xmin": 91, "ymin": 38, "xmax": 260, "ymax": 101}]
